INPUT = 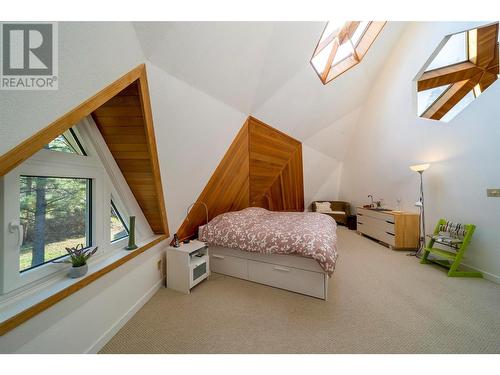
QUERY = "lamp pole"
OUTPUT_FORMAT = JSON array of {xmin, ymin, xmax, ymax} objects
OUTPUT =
[
  {"xmin": 416, "ymin": 170, "xmax": 426, "ymax": 257},
  {"xmin": 408, "ymin": 163, "xmax": 430, "ymax": 257}
]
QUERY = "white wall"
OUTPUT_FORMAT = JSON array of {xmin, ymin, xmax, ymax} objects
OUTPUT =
[
  {"xmin": 339, "ymin": 22, "xmax": 500, "ymax": 282},
  {"xmin": 0, "ymin": 243, "xmax": 165, "ymax": 353},
  {"xmin": 146, "ymin": 63, "xmax": 247, "ymax": 232},
  {"xmin": 302, "ymin": 145, "xmax": 342, "ymax": 210}
]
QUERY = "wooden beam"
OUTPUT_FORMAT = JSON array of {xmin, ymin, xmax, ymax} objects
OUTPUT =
[
  {"xmin": 417, "ymin": 61, "xmax": 482, "ymax": 91},
  {"xmin": 471, "ymin": 23, "xmax": 498, "ymax": 68},
  {"xmin": 321, "ymin": 38, "xmax": 340, "ymax": 82},
  {"xmin": 338, "ymin": 21, "xmax": 360, "ymax": 44},
  {"xmin": 478, "ymin": 71, "xmax": 498, "ymax": 92},
  {"xmin": 422, "ymin": 75, "xmax": 481, "ymax": 120},
  {"xmin": 0, "ymin": 235, "xmax": 167, "ymax": 336},
  {"xmin": 313, "ymin": 31, "xmax": 336, "ymax": 59},
  {"xmin": 137, "ymin": 69, "xmax": 170, "ymax": 236},
  {"xmin": 486, "ymin": 42, "xmax": 499, "ymax": 72},
  {"xmin": 326, "ymin": 54, "xmax": 359, "ymax": 82},
  {"xmin": 355, "ymin": 21, "xmax": 386, "ymax": 60}
]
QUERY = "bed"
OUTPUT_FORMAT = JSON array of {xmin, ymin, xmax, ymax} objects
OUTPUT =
[{"xmin": 199, "ymin": 207, "xmax": 338, "ymax": 299}]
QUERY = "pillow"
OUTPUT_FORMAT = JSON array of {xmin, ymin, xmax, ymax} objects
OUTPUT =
[{"xmin": 315, "ymin": 202, "xmax": 332, "ymax": 212}]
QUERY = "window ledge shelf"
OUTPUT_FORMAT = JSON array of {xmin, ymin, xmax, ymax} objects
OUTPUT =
[{"xmin": 0, "ymin": 234, "xmax": 167, "ymax": 336}]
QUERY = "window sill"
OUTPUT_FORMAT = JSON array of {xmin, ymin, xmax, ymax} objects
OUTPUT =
[{"xmin": 0, "ymin": 234, "xmax": 167, "ymax": 336}]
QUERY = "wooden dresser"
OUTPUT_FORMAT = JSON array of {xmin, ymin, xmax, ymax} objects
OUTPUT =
[{"xmin": 356, "ymin": 207, "xmax": 420, "ymax": 250}]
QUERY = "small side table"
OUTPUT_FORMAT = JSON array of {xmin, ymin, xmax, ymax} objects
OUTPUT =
[{"xmin": 166, "ymin": 240, "xmax": 209, "ymax": 294}]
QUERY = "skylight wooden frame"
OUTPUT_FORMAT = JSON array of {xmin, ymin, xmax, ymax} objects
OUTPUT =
[
  {"xmin": 418, "ymin": 23, "xmax": 499, "ymax": 121},
  {"xmin": 311, "ymin": 21, "xmax": 386, "ymax": 84}
]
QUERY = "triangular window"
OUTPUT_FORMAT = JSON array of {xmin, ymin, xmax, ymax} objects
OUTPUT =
[
  {"xmin": 111, "ymin": 200, "xmax": 129, "ymax": 242},
  {"xmin": 45, "ymin": 128, "xmax": 87, "ymax": 155}
]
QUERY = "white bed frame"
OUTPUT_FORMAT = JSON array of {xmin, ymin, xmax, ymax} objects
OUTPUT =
[{"xmin": 199, "ymin": 226, "xmax": 328, "ymax": 300}]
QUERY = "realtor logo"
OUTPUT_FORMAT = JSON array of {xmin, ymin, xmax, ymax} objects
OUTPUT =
[{"xmin": 1, "ymin": 22, "xmax": 58, "ymax": 90}]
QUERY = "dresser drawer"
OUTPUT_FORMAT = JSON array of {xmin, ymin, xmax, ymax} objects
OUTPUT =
[
  {"xmin": 210, "ymin": 252, "xmax": 248, "ymax": 279},
  {"xmin": 357, "ymin": 214, "xmax": 395, "ymax": 233},
  {"xmin": 248, "ymin": 260, "xmax": 325, "ymax": 299},
  {"xmin": 358, "ymin": 222, "xmax": 396, "ymax": 246},
  {"xmin": 357, "ymin": 208, "xmax": 394, "ymax": 222}
]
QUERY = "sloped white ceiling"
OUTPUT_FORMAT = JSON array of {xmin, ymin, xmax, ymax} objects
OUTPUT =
[
  {"xmin": 304, "ymin": 107, "xmax": 362, "ymax": 161},
  {"xmin": 132, "ymin": 21, "xmax": 407, "ymax": 159}
]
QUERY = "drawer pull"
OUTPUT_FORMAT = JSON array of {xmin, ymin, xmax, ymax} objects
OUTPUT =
[
  {"xmin": 358, "ymin": 213, "xmax": 363, "ymax": 216},
  {"xmin": 386, "ymin": 220, "xmax": 395, "ymax": 224},
  {"xmin": 386, "ymin": 232, "xmax": 395, "ymax": 236},
  {"xmin": 357, "ymin": 222, "xmax": 363, "ymax": 225},
  {"xmin": 212, "ymin": 254, "xmax": 225, "ymax": 259},
  {"xmin": 273, "ymin": 266, "xmax": 291, "ymax": 272}
]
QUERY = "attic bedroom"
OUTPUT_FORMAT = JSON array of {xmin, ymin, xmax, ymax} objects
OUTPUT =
[{"xmin": 0, "ymin": 1, "xmax": 499, "ymax": 371}]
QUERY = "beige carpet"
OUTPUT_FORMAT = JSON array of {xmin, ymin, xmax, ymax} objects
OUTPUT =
[{"xmin": 100, "ymin": 227, "xmax": 500, "ymax": 354}]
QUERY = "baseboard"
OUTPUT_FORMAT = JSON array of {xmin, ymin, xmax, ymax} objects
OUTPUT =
[
  {"xmin": 85, "ymin": 277, "xmax": 164, "ymax": 354},
  {"xmin": 461, "ymin": 262, "xmax": 500, "ymax": 284}
]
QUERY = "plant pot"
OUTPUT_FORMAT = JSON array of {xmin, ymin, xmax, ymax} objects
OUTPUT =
[{"xmin": 69, "ymin": 264, "xmax": 88, "ymax": 278}]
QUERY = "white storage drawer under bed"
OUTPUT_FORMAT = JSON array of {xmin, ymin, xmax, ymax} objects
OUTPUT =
[
  {"xmin": 210, "ymin": 252, "xmax": 248, "ymax": 279},
  {"xmin": 209, "ymin": 246, "xmax": 327, "ymax": 300},
  {"xmin": 248, "ymin": 260, "xmax": 325, "ymax": 299}
]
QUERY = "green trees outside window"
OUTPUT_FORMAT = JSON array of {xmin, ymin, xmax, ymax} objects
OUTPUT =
[{"xmin": 19, "ymin": 176, "xmax": 91, "ymax": 272}]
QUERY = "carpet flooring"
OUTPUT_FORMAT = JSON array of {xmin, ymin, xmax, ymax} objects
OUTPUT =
[{"xmin": 100, "ymin": 227, "xmax": 500, "ymax": 353}]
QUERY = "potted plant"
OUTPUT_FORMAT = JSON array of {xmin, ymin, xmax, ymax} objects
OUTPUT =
[{"xmin": 62, "ymin": 244, "xmax": 98, "ymax": 278}]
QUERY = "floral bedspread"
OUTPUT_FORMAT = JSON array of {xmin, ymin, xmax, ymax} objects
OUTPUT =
[{"xmin": 200, "ymin": 207, "xmax": 338, "ymax": 276}]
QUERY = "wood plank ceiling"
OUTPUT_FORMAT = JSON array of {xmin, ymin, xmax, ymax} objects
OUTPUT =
[
  {"xmin": 418, "ymin": 23, "xmax": 499, "ymax": 120},
  {"xmin": 91, "ymin": 80, "xmax": 168, "ymax": 235},
  {"xmin": 175, "ymin": 116, "xmax": 304, "ymax": 241}
]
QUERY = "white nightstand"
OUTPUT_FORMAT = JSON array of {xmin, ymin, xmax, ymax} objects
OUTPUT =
[{"xmin": 166, "ymin": 240, "xmax": 209, "ymax": 294}]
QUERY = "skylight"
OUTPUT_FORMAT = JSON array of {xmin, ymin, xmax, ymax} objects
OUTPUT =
[
  {"xmin": 311, "ymin": 21, "xmax": 386, "ymax": 84},
  {"xmin": 440, "ymin": 90, "xmax": 475, "ymax": 122},
  {"xmin": 417, "ymin": 85, "xmax": 450, "ymax": 116},
  {"xmin": 426, "ymin": 32, "xmax": 468, "ymax": 71},
  {"xmin": 416, "ymin": 22, "xmax": 499, "ymax": 122}
]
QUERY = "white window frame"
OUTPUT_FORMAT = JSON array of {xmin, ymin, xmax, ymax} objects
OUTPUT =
[{"xmin": 0, "ymin": 118, "xmax": 151, "ymax": 296}]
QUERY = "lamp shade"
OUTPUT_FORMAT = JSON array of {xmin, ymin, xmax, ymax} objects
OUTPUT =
[{"xmin": 410, "ymin": 163, "xmax": 430, "ymax": 172}]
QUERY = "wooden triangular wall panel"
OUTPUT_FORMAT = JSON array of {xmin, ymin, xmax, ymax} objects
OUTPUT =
[
  {"xmin": 175, "ymin": 116, "xmax": 304, "ymax": 241},
  {"xmin": 91, "ymin": 80, "xmax": 168, "ymax": 235}
]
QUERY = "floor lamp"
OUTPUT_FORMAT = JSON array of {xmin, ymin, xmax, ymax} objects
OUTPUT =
[{"xmin": 409, "ymin": 163, "xmax": 430, "ymax": 257}]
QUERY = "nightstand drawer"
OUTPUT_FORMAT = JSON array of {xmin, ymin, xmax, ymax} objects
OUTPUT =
[{"xmin": 210, "ymin": 252, "xmax": 248, "ymax": 279}]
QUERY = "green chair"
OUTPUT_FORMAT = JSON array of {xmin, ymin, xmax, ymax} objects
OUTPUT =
[{"xmin": 420, "ymin": 219, "xmax": 482, "ymax": 278}]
